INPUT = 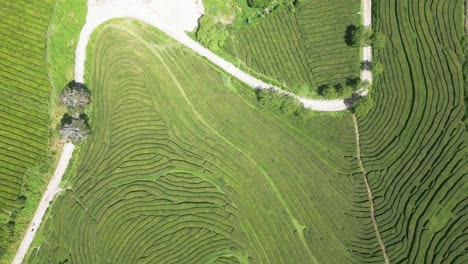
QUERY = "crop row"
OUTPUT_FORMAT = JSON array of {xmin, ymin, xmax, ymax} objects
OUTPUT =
[
  {"xmin": 355, "ymin": 0, "xmax": 467, "ymax": 262},
  {"xmin": 223, "ymin": 0, "xmax": 360, "ymax": 95},
  {"xmin": 224, "ymin": 10, "xmax": 314, "ymax": 93},
  {"xmin": 29, "ymin": 21, "xmax": 370, "ymax": 263},
  {"xmin": 296, "ymin": 0, "xmax": 361, "ymax": 85},
  {"xmin": 0, "ymin": 0, "xmax": 54, "ymax": 257}
]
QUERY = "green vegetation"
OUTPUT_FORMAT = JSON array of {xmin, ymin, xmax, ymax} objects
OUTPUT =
[
  {"xmin": 198, "ymin": 0, "xmax": 361, "ymax": 97},
  {"xmin": 247, "ymin": 0, "xmax": 271, "ymax": 8},
  {"xmin": 353, "ymin": 0, "xmax": 467, "ymax": 262},
  {"xmin": 344, "ymin": 25, "xmax": 372, "ymax": 47},
  {"xmin": 255, "ymin": 89, "xmax": 305, "ymax": 119},
  {"xmin": 463, "ymin": 3, "xmax": 468, "ymax": 126},
  {"xmin": 0, "ymin": 0, "xmax": 86, "ymax": 262},
  {"xmin": 0, "ymin": 0, "xmax": 56, "ymax": 260},
  {"xmin": 47, "ymin": 0, "xmax": 87, "ymax": 130},
  {"xmin": 27, "ymin": 20, "xmax": 373, "ymax": 263},
  {"xmin": 0, "ymin": 0, "xmax": 464, "ymax": 262},
  {"xmin": 47, "ymin": 0, "xmax": 86, "ymax": 91}
]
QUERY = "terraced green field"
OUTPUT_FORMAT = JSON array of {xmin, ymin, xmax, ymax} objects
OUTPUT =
[
  {"xmin": 0, "ymin": 0, "xmax": 54, "ymax": 257},
  {"xmin": 354, "ymin": 0, "xmax": 467, "ymax": 262},
  {"xmin": 26, "ymin": 20, "xmax": 374, "ymax": 263},
  {"xmin": 223, "ymin": 0, "xmax": 361, "ymax": 95}
]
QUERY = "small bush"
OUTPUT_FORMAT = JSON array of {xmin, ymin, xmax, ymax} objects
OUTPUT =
[
  {"xmin": 371, "ymin": 32, "xmax": 386, "ymax": 50},
  {"xmin": 195, "ymin": 16, "xmax": 229, "ymax": 52}
]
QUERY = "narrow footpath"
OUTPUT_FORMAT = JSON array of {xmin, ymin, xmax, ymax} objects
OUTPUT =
[
  {"xmin": 12, "ymin": 143, "xmax": 75, "ymax": 264},
  {"xmin": 352, "ymin": 114, "xmax": 390, "ymax": 264}
]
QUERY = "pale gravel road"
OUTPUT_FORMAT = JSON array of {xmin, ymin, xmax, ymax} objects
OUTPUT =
[
  {"xmin": 13, "ymin": 0, "xmax": 372, "ymax": 262},
  {"xmin": 12, "ymin": 143, "xmax": 75, "ymax": 264},
  {"xmin": 363, "ymin": 0, "xmax": 372, "ymax": 27},
  {"xmin": 75, "ymin": 0, "xmax": 372, "ymax": 112}
]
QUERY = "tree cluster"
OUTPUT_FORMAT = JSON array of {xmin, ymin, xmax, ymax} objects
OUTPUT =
[
  {"xmin": 318, "ymin": 78, "xmax": 369, "ymax": 99},
  {"xmin": 255, "ymin": 87, "xmax": 305, "ymax": 118},
  {"xmin": 195, "ymin": 15, "xmax": 229, "ymax": 52},
  {"xmin": 344, "ymin": 25, "xmax": 386, "ymax": 49},
  {"xmin": 58, "ymin": 81, "xmax": 91, "ymax": 144}
]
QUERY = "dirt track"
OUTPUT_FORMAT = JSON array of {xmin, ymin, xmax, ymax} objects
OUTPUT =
[
  {"xmin": 352, "ymin": 114, "xmax": 389, "ymax": 264},
  {"xmin": 74, "ymin": 0, "xmax": 372, "ymax": 112},
  {"xmin": 12, "ymin": 143, "xmax": 75, "ymax": 264}
]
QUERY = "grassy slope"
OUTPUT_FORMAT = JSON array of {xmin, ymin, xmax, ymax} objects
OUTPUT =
[
  {"xmin": 27, "ymin": 20, "xmax": 369, "ymax": 263},
  {"xmin": 354, "ymin": 0, "xmax": 467, "ymax": 262}
]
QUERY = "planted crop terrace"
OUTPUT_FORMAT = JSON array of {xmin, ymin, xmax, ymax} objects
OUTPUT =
[
  {"xmin": 354, "ymin": 0, "xmax": 467, "ymax": 262},
  {"xmin": 26, "ymin": 20, "xmax": 372, "ymax": 263},
  {"xmin": 223, "ymin": 0, "xmax": 361, "ymax": 94},
  {"xmin": 0, "ymin": 0, "xmax": 54, "ymax": 256}
]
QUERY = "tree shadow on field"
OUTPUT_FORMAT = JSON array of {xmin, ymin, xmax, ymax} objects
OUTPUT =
[{"xmin": 344, "ymin": 25, "xmax": 358, "ymax": 46}]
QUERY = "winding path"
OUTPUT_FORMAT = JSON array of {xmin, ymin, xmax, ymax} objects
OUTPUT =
[
  {"xmin": 75, "ymin": 0, "xmax": 372, "ymax": 112},
  {"xmin": 12, "ymin": 143, "xmax": 75, "ymax": 264},
  {"xmin": 13, "ymin": 0, "xmax": 373, "ymax": 263}
]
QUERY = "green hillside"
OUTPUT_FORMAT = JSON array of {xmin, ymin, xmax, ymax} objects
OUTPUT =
[{"xmin": 26, "ymin": 20, "xmax": 369, "ymax": 263}]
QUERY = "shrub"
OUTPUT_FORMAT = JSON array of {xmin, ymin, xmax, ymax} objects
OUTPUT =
[
  {"xmin": 353, "ymin": 96, "xmax": 374, "ymax": 116},
  {"xmin": 195, "ymin": 16, "xmax": 229, "ymax": 52},
  {"xmin": 345, "ymin": 25, "xmax": 372, "ymax": 47},
  {"xmin": 372, "ymin": 61, "xmax": 384, "ymax": 75},
  {"xmin": 255, "ymin": 88, "xmax": 305, "ymax": 117},
  {"xmin": 318, "ymin": 77, "xmax": 363, "ymax": 99},
  {"xmin": 371, "ymin": 32, "xmax": 386, "ymax": 50}
]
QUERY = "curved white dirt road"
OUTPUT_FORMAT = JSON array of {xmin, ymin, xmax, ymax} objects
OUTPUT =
[
  {"xmin": 14, "ymin": 1, "xmax": 372, "ymax": 263},
  {"xmin": 363, "ymin": 0, "xmax": 372, "ymax": 27},
  {"xmin": 12, "ymin": 143, "xmax": 75, "ymax": 264},
  {"xmin": 75, "ymin": 0, "xmax": 372, "ymax": 112}
]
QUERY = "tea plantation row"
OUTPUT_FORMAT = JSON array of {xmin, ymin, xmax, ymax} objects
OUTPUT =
[
  {"xmin": 355, "ymin": 0, "xmax": 467, "ymax": 262},
  {"xmin": 0, "ymin": 0, "xmax": 54, "ymax": 258},
  {"xmin": 222, "ymin": 0, "xmax": 361, "ymax": 95},
  {"xmin": 26, "ymin": 20, "xmax": 370, "ymax": 263}
]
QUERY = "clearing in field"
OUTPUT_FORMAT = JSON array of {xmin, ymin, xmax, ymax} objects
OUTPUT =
[{"xmin": 26, "ymin": 20, "xmax": 373, "ymax": 263}]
